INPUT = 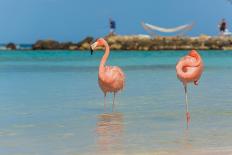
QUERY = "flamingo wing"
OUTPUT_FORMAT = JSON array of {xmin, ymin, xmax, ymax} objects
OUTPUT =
[
  {"xmin": 176, "ymin": 54, "xmax": 203, "ymax": 84},
  {"xmin": 98, "ymin": 66, "xmax": 125, "ymax": 93},
  {"xmin": 101, "ymin": 66, "xmax": 124, "ymax": 83},
  {"xmin": 110, "ymin": 66, "xmax": 125, "ymax": 88}
]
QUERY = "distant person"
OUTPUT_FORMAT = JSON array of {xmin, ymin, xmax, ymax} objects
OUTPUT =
[
  {"xmin": 109, "ymin": 18, "xmax": 116, "ymax": 35},
  {"xmin": 219, "ymin": 19, "xmax": 227, "ymax": 35}
]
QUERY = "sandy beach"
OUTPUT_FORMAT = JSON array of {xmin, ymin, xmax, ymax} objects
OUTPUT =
[{"xmin": 81, "ymin": 148, "xmax": 232, "ymax": 155}]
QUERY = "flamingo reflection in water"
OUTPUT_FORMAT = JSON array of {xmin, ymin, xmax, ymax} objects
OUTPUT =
[{"xmin": 95, "ymin": 113, "xmax": 124, "ymax": 154}]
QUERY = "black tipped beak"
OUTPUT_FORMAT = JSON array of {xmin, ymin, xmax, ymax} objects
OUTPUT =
[{"xmin": 90, "ymin": 47, "xmax": 93, "ymax": 55}]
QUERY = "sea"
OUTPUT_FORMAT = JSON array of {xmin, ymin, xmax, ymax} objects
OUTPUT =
[{"xmin": 0, "ymin": 50, "xmax": 231, "ymax": 155}]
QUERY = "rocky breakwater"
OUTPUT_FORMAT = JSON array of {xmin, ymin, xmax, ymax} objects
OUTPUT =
[
  {"xmin": 32, "ymin": 37, "xmax": 94, "ymax": 50},
  {"xmin": 105, "ymin": 35, "xmax": 232, "ymax": 50},
  {"xmin": 31, "ymin": 35, "xmax": 232, "ymax": 51}
]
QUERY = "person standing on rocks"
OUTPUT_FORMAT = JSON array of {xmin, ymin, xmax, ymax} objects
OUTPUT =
[
  {"xmin": 109, "ymin": 18, "xmax": 116, "ymax": 35},
  {"xmin": 219, "ymin": 18, "xmax": 227, "ymax": 35}
]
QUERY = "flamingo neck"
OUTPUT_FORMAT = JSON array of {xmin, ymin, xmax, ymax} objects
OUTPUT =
[
  {"xmin": 194, "ymin": 54, "xmax": 201, "ymax": 66},
  {"xmin": 189, "ymin": 53, "xmax": 201, "ymax": 67},
  {"xmin": 99, "ymin": 41, "xmax": 110, "ymax": 73}
]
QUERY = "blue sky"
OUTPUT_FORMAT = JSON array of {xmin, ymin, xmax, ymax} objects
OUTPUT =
[{"xmin": 0, "ymin": 0, "xmax": 231, "ymax": 43}]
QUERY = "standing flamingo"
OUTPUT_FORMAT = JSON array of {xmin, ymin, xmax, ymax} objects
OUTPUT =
[
  {"xmin": 90, "ymin": 38, "xmax": 125, "ymax": 111},
  {"xmin": 176, "ymin": 50, "xmax": 204, "ymax": 128}
]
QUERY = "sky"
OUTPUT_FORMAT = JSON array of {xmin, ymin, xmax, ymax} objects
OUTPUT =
[{"xmin": 0, "ymin": 0, "xmax": 231, "ymax": 43}]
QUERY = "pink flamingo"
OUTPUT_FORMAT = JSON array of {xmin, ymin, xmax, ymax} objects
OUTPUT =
[
  {"xmin": 90, "ymin": 38, "xmax": 125, "ymax": 111},
  {"xmin": 176, "ymin": 50, "xmax": 204, "ymax": 128}
]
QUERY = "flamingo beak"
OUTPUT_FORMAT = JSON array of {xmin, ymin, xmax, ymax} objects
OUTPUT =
[{"xmin": 90, "ymin": 42, "xmax": 98, "ymax": 55}]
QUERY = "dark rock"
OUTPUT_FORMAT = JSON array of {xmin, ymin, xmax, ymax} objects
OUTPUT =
[
  {"xmin": 77, "ymin": 37, "xmax": 94, "ymax": 47},
  {"xmin": 76, "ymin": 36, "xmax": 94, "ymax": 50},
  {"xmin": 6, "ymin": 43, "xmax": 16, "ymax": 50},
  {"xmin": 32, "ymin": 40, "xmax": 60, "ymax": 50},
  {"xmin": 60, "ymin": 42, "xmax": 78, "ymax": 50}
]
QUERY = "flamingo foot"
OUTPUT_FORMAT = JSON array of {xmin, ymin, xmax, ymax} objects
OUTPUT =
[
  {"xmin": 186, "ymin": 112, "xmax": 190, "ymax": 128},
  {"xmin": 194, "ymin": 80, "xmax": 198, "ymax": 86}
]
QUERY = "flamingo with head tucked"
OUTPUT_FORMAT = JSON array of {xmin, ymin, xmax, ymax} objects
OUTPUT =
[
  {"xmin": 90, "ymin": 38, "xmax": 125, "ymax": 111},
  {"xmin": 176, "ymin": 50, "xmax": 204, "ymax": 128}
]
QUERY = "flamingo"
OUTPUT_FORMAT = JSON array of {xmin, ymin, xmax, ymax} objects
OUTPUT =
[
  {"xmin": 176, "ymin": 50, "xmax": 204, "ymax": 128},
  {"xmin": 90, "ymin": 38, "xmax": 125, "ymax": 111}
]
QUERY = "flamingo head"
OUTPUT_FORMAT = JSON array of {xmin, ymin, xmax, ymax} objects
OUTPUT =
[
  {"xmin": 90, "ymin": 38, "xmax": 105, "ymax": 55},
  {"xmin": 188, "ymin": 50, "xmax": 199, "ymax": 57}
]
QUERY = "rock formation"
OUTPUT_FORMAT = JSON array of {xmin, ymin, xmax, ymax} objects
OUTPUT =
[
  {"xmin": 30, "ymin": 35, "xmax": 232, "ymax": 51},
  {"xmin": 6, "ymin": 43, "xmax": 16, "ymax": 50}
]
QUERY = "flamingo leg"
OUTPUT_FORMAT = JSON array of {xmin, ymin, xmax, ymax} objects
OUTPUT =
[
  {"xmin": 112, "ymin": 92, "xmax": 116, "ymax": 112},
  {"xmin": 184, "ymin": 85, "xmax": 190, "ymax": 128},
  {"xmin": 104, "ymin": 93, "xmax": 106, "ymax": 113}
]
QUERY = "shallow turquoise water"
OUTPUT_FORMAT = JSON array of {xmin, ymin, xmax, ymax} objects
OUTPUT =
[{"xmin": 0, "ymin": 50, "xmax": 232, "ymax": 154}]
